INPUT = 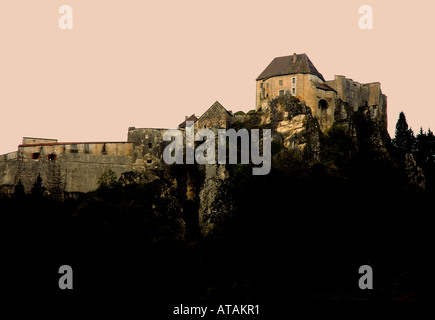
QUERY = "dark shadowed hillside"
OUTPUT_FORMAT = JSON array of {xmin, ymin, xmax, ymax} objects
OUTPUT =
[{"xmin": 2, "ymin": 110, "xmax": 434, "ymax": 316}]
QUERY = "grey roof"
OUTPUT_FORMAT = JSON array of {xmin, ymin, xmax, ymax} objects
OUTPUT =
[
  {"xmin": 256, "ymin": 53, "xmax": 325, "ymax": 81},
  {"xmin": 178, "ymin": 114, "xmax": 198, "ymax": 128},
  {"xmin": 315, "ymin": 82, "xmax": 335, "ymax": 92}
]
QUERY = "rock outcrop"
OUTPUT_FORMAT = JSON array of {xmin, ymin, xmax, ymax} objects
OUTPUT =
[
  {"xmin": 198, "ymin": 164, "xmax": 232, "ymax": 236},
  {"xmin": 258, "ymin": 95, "xmax": 322, "ymax": 160}
]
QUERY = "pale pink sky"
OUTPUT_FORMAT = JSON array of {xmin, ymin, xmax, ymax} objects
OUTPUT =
[{"xmin": 1, "ymin": 0, "xmax": 434, "ymax": 155}]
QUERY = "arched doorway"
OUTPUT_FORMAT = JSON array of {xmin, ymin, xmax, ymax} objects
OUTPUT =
[{"xmin": 318, "ymin": 99, "xmax": 328, "ymax": 111}]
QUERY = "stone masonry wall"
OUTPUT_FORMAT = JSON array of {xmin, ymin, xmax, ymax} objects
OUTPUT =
[
  {"xmin": 195, "ymin": 102, "xmax": 233, "ymax": 130},
  {"xmin": 1, "ymin": 142, "xmax": 133, "ymax": 194},
  {"xmin": 257, "ymin": 73, "xmax": 387, "ymax": 134},
  {"xmin": 127, "ymin": 128, "xmax": 169, "ymax": 171}
]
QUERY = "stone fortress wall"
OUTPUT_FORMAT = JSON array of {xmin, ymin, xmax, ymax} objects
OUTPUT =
[
  {"xmin": 127, "ymin": 127, "xmax": 169, "ymax": 171},
  {"xmin": 0, "ymin": 129, "xmax": 174, "ymax": 195},
  {"xmin": 0, "ymin": 138, "xmax": 134, "ymax": 194},
  {"xmin": 0, "ymin": 53, "xmax": 388, "ymax": 195}
]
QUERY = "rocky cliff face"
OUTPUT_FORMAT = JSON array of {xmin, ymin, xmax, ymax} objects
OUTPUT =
[
  {"xmin": 198, "ymin": 164, "xmax": 232, "ymax": 236},
  {"xmin": 333, "ymin": 99, "xmax": 390, "ymax": 153},
  {"xmin": 261, "ymin": 95, "xmax": 391, "ymax": 158},
  {"xmin": 192, "ymin": 96, "xmax": 395, "ymax": 236},
  {"xmin": 255, "ymin": 95, "xmax": 321, "ymax": 162},
  {"xmin": 195, "ymin": 97, "xmax": 320, "ymax": 236}
]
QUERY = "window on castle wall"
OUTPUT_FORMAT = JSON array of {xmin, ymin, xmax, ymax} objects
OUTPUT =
[
  {"xmin": 292, "ymin": 77, "xmax": 296, "ymax": 84},
  {"xmin": 279, "ymin": 80, "xmax": 283, "ymax": 86},
  {"xmin": 148, "ymin": 143, "xmax": 152, "ymax": 149},
  {"xmin": 260, "ymin": 83, "xmax": 263, "ymax": 88},
  {"xmin": 292, "ymin": 88, "xmax": 296, "ymax": 95},
  {"xmin": 48, "ymin": 154, "xmax": 57, "ymax": 161},
  {"xmin": 31, "ymin": 152, "xmax": 40, "ymax": 160},
  {"xmin": 279, "ymin": 90, "xmax": 284, "ymax": 96}
]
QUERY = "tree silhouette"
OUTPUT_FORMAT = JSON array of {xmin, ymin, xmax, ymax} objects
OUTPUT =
[
  {"xmin": 31, "ymin": 174, "xmax": 46, "ymax": 198},
  {"xmin": 392, "ymin": 112, "xmax": 415, "ymax": 154},
  {"xmin": 426, "ymin": 129, "xmax": 435, "ymax": 164},
  {"xmin": 415, "ymin": 128, "xmax": 435, "ymax": 191},
  {"xmin": 13, "ymin": 179, "xmax": 25, "ymax": 199}
]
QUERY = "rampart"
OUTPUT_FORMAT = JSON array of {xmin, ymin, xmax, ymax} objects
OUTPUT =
[{"xmin": 0, "ymin": 141, "xmax": 133, "ymax": 194}]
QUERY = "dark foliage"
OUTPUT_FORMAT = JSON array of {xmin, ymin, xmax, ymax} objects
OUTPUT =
[
  {"xmin": 3, "ymin": 112, "xmax": 435, "ymax": 314},
  {"xmin": 392, "ymin": 112, "xmax": 415, "ymax": 154},
  {"xmin": 31, "ymin": 173, "xmax": 46, "ymax": 198}
]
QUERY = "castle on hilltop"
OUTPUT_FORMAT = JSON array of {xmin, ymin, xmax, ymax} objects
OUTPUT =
[
  {"xmin": 0, "ymin": 53, "xmax": 387, "ymax": 195},
  {"xmin": 256, "ymin": 53, "xmax": 387, "ymax": 131}
]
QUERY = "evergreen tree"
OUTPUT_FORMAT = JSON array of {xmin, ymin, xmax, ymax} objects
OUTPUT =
[
  {"xmin": 427, "ymin": 129, "xmax": 435, "ymax": 163},
  {"xmin": 97, "ymin": 169, "xmax": 120, "ymax": 190},
  {"xmin": 392, "ymin": 112, "xmax": 415, "ymax": 153},
  {"xmin": 424, "ymin": 129, "xmax": 435, "ymax": 191},
  {"xmin": 414, "ymin": 127, "xmax": 435, "ymax": 191},
  {"xmin": 415, "ymin": 127, "xmax": 427, "ymax": 164},
  {"xmin": 31, "ymin": 174, "xmax": 46, "ymax": 198},
  {"xmin": 13, "ymin": 179, "xmax": 25, "ymax": 199},
  {"xmin": 415, "ymin": 128, "xmax": 435, "ymax": 165}
]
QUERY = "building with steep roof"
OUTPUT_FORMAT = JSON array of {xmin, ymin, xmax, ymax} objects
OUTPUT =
[
  {"xmin": 256, "ymin": 53, "xmax": 325, "ymax": 81},
  {"xmin": 178, "ymin": 114, "xmax": 198, "ymax": 129},
  {"xmin": 0, "ymin": 100, "xmax": 235, "ymax": 195},
  {"xmin": 0, "ymin": 53, "xmax": 388, "ymax": 195},
  {"xmin": 256, "ymin": 53, "xmax": 387, "ymax": 132},
  {"xmin": 194, "ymin": 101, "xmax": 233, "ymax": 130}
]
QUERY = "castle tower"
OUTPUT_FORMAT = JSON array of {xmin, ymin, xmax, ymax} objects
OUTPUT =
[
  {"xmin": 256, "ymin": 53, "xmax": 337, "ymax": 130},
  {"xmin": 256, "ymin": 53, "xmax": 387, "ymax": 133}
]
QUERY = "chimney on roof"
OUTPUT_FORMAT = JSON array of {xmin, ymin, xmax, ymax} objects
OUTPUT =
[
  {"xmin": 293, "ymin": 53, "xmax": 297, "ymax": 63},
  {"xmin": 185, "ymin": 116, "xmax": 188, "ymax": 120}
]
